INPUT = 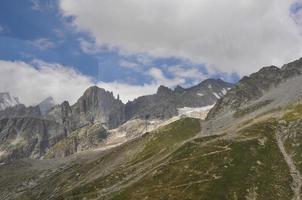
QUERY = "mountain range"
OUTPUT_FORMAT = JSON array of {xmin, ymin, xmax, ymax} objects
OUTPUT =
[
  {"xmin": 0, "ymin": 78, "xmax": 232, "ymax": 162},
  {"xmin": 2, "ymin": 57, "xmax": 302, "ymax": 199}
]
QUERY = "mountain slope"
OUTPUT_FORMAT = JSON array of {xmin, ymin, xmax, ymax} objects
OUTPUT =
[
  {"xmin": 0, "ymin": 92, "xmax": 20, "ymax": 111},
  {"xmin": 207, "ymin": 58, "xmax": 302, "ymax": 120},
  {"xmin": 1, "ymin": 58, "xmax": 302, "ymax": 199},
  {"xmin": 2, "ymin": 103, "xmax": 302, "ymax": 200},
  {"xmin": 125, "ymin": 79, "xmax": 233, "ymax": 120}
]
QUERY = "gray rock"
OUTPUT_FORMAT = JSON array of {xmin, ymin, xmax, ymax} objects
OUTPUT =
[
  {"xmin": 38, "ymin": 97, "xmax": 56, "ymax": 115},
  {"xmin": 0, "ymin": 92, "xmax": 20, "ymax": 111},
  {"xmin": 71, "ymin": 86, "xmax": 126, "ymax": 129},
  {"xmin": 125, "ymin": 79, "xmax": 233, "ymax": 120},
  {"xmin": 207, "ymin": 60, "xmax": 302, "ymax": 119}
]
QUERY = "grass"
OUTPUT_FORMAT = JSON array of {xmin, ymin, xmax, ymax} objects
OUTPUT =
[
  {"xmin": 112, "ymin": 120, "xmax": 293, "ymax": 200},
  {"xmin": 283, "ymin": 102, "xmax": 302, "ymax": 122},
  {"xmin": 11, "ymin": 102, "xmax": 302, "ymax": 200},
  {"xmin": 35, "ymin": 118, "xmax": 201, "ymax": 200}
]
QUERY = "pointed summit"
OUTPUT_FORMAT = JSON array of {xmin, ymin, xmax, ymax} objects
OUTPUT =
[
  {"xmin": 174, "ymin": 85, "xmax": 185, "ymax": 93},
  {"xmin": 157, "ymin": 85, "xmax": 172, "ymax": 95},
  {"xmin": 38, "ymin": 96, "xmax": 56, "ymax": 115},
  {"xmin": 0, "ymin": 92, "xmax": 20, "ymax": 110}
]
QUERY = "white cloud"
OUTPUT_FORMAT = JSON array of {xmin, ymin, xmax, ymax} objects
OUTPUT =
[
  {"xmin": 60, "ymin": 0, "xmax": 302, "ymax": 75},
  {"xmin": 0, "ymin": 25, "xmax": 4, "ymax": 32},
  {"xmin": 32, "ymin": 38, "xmax": 55, "ymax": 50},
  {"xmin": 0, "ymin": 60, "xmax": 193, "ymax": 105},
  {"xmin": 148, "ymin": 67, "xmax": 186, "ymax": 87},
  {"xmin": 168, "ymin": 66, "xmax": 208, "ymax": 82},
  {"xmin": 31, "ymin": 0, "xmax": 55, "ymax": 11},
  {"xmin": 97, "ymin": 82, "xmax": 157, "ymax": 102},
  {"xmin": 119, "ymin": 59, "xmax": 140, "ymax": 71},
  {"xmin": 79, "ymin": 38, "xmax": 103, "ymax": 54},
  {"xmin": 0, "ymin": 60, "xmax": 93, "ymax": 105}
]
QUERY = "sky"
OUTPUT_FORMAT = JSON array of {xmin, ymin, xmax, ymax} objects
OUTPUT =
[{"xmin": 0, "ymin": 0, "xmax": 302, "ymax": 105}]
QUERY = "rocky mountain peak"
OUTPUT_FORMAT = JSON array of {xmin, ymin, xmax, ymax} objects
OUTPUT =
[
  {"xmin": 157, "ymin": 85, "xmax": 173, "ymax": 95},
  {"xmin": 38, "ymin": 96, "xmax": 56, "ymax": 115},
  {"xmin": 0, "ymin": 92, "xmax": 20, "ymax": 110},
  {"xmin": 207, "ymin": 59, "xmax": 302, "ymax": 120},
  {"xmin": 174, "ymin": 85, "xmax": 185, "ymax": 93},
  {"xmin": 72, "ymin": 86, "xmax": 125, "ymax": 129},
  {"xmin": 282, "ymin": 57, "xmax": 302, "ymax": 73}
]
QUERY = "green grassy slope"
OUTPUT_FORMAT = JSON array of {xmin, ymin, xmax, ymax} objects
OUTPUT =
[
  {"xmin": 7, "ymin": 101, "xmax": 302, "ymax": 200},
  {"xmin": 112, "ymin": 121, "xmax": 293, "ymax": 200}
]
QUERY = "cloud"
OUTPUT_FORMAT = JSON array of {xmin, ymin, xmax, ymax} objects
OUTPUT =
[
  {"xmin": 60, "ymin": 0, "xmax": 302, "ymax": 75},
  {"xmin": 119, "ymin": 59, "xmax": 140, "ymax": 71},
  {"xmin": 97, "ymin": 82, "xmax": 157, "ymax": 103},
  {"xmin": 78, "ymin": 38, "xmax": 103, "ymax": 54},
  {"xmin": 0, "ymin": 60, "xmax": 93, "ymax": 105},
  {"xmin": 32, "ymin": 38, "xmax": 55, "ymax": 50},
  {"xmin": 31, "ymin": 0, "xmax": 55, "ymax": 11},
  {"xmin": 0, "ymin": 25, "xmax": 4, "ymax": 32},
  {"xmin": 167, "ymin": 66, "xmax": 208, "ymax": 83},
  {"xmin": 0, "ymin": 60, "xmax": 199, "ymax": 105},
  {"xmin": 148, "ymin": 67, "xmax": 186, "ymax": 87}
]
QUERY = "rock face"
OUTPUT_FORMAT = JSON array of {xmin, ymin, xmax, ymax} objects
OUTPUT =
[
  {"xmin": 0, "ymin": 92, "xmax": 20, "ymax": 111},
  {"xmin": 45, "ymin": 123, "xmax": 108, "ymax": 158},
  {"xmin": 0, "ymin": 117, "xmax": 65, "ymax": 161},
  {"xmin": 207, "ymin": 59, "xmax": 302, "ymax": 119},
  {"xmin": 71, "ymin": 86, "xmax": 126, "ymax": 129},
  {"xmin": 125, "ymin": 79, "xmax": 233, "ymax": 120},
  {"xmin": 38, "ymin": 97, "xmax": 56, "ymax": 115},
  {"xmin": 0, "ymin": 104, "xmax": 41, "ymax": 120}
]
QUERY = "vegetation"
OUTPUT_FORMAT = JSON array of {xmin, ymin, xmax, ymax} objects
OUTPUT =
[
  {"xmin": 113, "ymin": 120, "xmax": 293, "ymax": 200},
  {"xmin": 8, "ymin": 103, "xmax": 302, "ymax": 200}
]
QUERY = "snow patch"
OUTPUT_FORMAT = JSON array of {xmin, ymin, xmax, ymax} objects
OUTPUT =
[
  {"xmin": 197, "ymin": 92, "xmax": 204, "ymax": 96},
  {"xmin": 208, "ymin": 84, "xmax": 212, "ymax": 89},
  {"xmin": 0, "ymin": 93, "xmax": 19, "ymax": 110},
  {"xmin": 221, "ymin": 88, "xmax": 227, "ymax": 95},
  {"xmin": 213, "ymin": 92, "xmax": 221, "ymax": 99},
  {"xmin": 93, "ymin": 105, "xmax": 215, "ymax": 153},
  {"xmin": 177, "ymin": 105, "xmax": 214, "ymax": 119}
]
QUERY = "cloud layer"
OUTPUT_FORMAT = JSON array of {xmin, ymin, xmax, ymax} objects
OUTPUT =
[
  {"xmin": 0, "ymin": 60, "xmax": 92, "ymax": 105},
  {"xmin": 0, "ymin": 60, "xmax": 196, "ymax": 105},
  {"xmin": 60, "ymin": 0, "xmax": 302, "ymax": 75}
]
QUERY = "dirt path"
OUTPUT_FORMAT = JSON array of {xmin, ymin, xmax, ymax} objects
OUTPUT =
[{"xmin": 276, "ymin": 129, "xmax": 302, "ymax": 200}]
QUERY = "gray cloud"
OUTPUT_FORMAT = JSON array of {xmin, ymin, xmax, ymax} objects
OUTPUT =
[{"xmin": 60, "ymin": 0, "xmax": 302, "ymax": 75}]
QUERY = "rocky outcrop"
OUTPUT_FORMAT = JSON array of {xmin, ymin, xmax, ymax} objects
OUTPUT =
[
  {"xmin": 71, "ymin": 86, "xmax": 126, "ymax": 129},
  {"xmin": 125, "ymin": 79, "xmax": 233, "ymax": 120},
  {"xmin": 38, "ymin": 97, "xmax": 56, "ymax": 115},
  {"xmin": 207, "ymin": 60, "xmax": 302, "ymax": 119},
  {"xmin": 0, "ymin": 92, "xmax": 19, "ymax": 111},
  {"xmin": 0, "ymin": 104, "xmax": 41, "ymax": 120},
  {"xmin": 45, "ymin": 123, "xmax": 107, "ymax": 158},
  {"xmin": 0, "ymin": 117, "xmax": 65, "ymax": 162}
]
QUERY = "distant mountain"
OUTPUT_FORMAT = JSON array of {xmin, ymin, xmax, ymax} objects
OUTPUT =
[
  {"xmin": 0, "ymin": 92, "xmax": 20, "ymax": 110},
  {"xmin": 125, "ymin": 79, "xmax": 234, "ymax": 120},
  {"xmin": 71, "ymin": 86, "xmax": 126, "ymax": 129},
  {"xmin": 0, "ymin": 79, "xmax": 233, "ymax": 162},
  {"xmin": 207, "ymin": 58, "xmax": 302, "ymax": 119},
  {"xmin": 4, "ymin": 58, "xmax": 302, "ymax": 199},
  {"xmin": 38, "ymin": 97, "xmax": 56, "ymax": 115}
]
